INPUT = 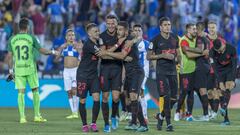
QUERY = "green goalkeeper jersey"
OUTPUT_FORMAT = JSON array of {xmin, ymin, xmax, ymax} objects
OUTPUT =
[{"xmin": 7, "ymin": 33, "xmax": 41, "ymax": 76}]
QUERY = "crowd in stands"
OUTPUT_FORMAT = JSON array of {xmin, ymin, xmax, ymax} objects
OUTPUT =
[{"xmin": 0, "ymin": 0, "xmax": 240, "ymax": 77}]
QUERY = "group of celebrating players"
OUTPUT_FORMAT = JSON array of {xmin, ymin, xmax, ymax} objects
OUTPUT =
[{"xmin": 7, "ymin": 13, "xmax": 237, "ymax": 133}]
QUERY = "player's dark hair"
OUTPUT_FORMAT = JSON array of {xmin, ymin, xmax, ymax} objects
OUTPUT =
[
  {"xmin": 196, "ymin": 21, "xmax": 205, "ymax": 31},
  {"xmin": 66, "ymin": 29, "xmax": 74, "ymax": 33},
  {"xmin": 86, "ymin": 23, "xmax": 97, "ymax": 32},
  {"xmin": 133, "ymin": 23, "xmax": 142, "ymax": 29},
  {"xmin": 186, "ymin": 23, "xmax": 195, "ymax": 30},
  {"xmin": 118, "ymin": 21, "xmax": 129, "ymax": 30},
  {"xmin": 19, "ymin": 18, "xmax": 29, "ymax": 30},
  {"xmin": 159, "ymin": 17, "xmax": 170, "ymax": 26},
  {"xmin": 208, "ymin": 21, "xmax": 217, "ymax": 25},
  {"xmin": 213, "ymin": 39, "xmax": 222, "ymax": 50},
  {"xmin": 106, "ymin": 14, "xmax": 119, "ymax": 22}
]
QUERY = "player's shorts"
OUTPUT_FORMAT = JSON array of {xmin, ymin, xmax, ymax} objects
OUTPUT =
[
  {"xmin": 207, "ymin": 73, "xmax": 218, "ymax": 90},
  {"xmin": 125, "ymin": 71, "xmax": 144, "ymax": 94},
  {"xmin": 15, "ymin": 71, "xmax": 39, "ymax": 89},
  {"xmin": 77, "ymin": 76, "xmax": 100, "ymax": 99},
  {"xmin": 194, "ymin": 68, "xmax": 209, "ymax": 89},
  {"xmin": 100, "ymin": 65, "xmax": 122, "ymax": 92},
  {"xmin": 63, "ymin": 67, "xmax": 77, "ymax": 91},
  {"xmin": 156, "ymin": 74, "xmax": 178, "ymax": 99},
  {"xmin": 218, "ymin": 73, "xmax": 235, "ymax": 83},
  {"xmin": 180, "ymin": 72, "xmax": 195, "ymax": 93}
]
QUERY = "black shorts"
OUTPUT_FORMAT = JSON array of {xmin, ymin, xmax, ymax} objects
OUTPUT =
[
  {"xmin": 180, "ymin": 73, "xmax": 195, "ymax": 93},
  {"xmin": 194, "ymin": 69, "xmax": 209, "ymax": 89},
  {"xmin": 207, "ymin": 73, "xmax": 218, "ymax": 90},
  {"xmin": 100, "ymin": 65, "xmax": 122, "ymax": 92},
  {"xmin": 77, "ymin": 77, "xmax": 100, "ymax": 98},
  {"xmin": 125, "ymin": 72, "xmax": 144, "ymax": 94},
  {"xmin": 156, "ymin": 74, "xmax": 178, "ymax": 99},
  {"xmin": 218, "ymin": 73, "xmax": 235, "ymax": 83}
]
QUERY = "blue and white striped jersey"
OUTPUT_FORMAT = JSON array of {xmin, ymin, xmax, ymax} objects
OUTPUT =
[
  {"xmin": 62, "ymin": 44, "xmax": 80, "ymax": 60},
  {"xmin": 137, "ymin": 40, "xmax": 150, "ymax": 77}
]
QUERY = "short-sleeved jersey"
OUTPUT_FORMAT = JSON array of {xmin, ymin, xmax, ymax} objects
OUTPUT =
[
  {"xmin": 100, "ymin": 30, "xmax": 122, "ymax": 67},
  {"xmin": 138, "ymin": 40, "xmax": 149, "ymax": 69},
  {"xmin": 123, "ymin": 40, "xmax": 144, "ymax": 77},
  {"xmin": 207, "ymin": 34, "xmax": 226, "ymax": 49},
  {"xmin": 207, "ymin": 35, "xmax": 226, "ymax": 74},
  {"xmin": 149, "ymin": 33, "xmax": 179, "ymax": 75},
  {"xmin": 62, "ymin": 44, "xmax": 80, "ymax": 60},
  {"xmin": 77, "ymin": 39, "xmax": 100, "ymax": 79},
  {"xmin": 195, "ymin": 35, "xmax": 210, "ymax": 70},
  {"xmin": 7, "ymin": 33, "xmax": 41, "ymax": 76},
  {"xmin": 210, "ymin": 44, "xmax": 237, "ymax": 76}
]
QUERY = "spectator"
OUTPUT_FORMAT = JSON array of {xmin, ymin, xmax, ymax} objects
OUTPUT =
[
  {"xmin": 31, "ymin": 6, "xmax": 46, "ymax": 46},
  {"xmin": 0, "ymin": 20, "xmax": 7, "ymax": 73},
  {"xmin": 47, "ymin": 0, "xmax": 66, "ymax": 40}
]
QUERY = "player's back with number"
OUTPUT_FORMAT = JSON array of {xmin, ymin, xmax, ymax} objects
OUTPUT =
[{"xmin": 8, "ymin": 33, "xmax": 40, "ymax": 76}]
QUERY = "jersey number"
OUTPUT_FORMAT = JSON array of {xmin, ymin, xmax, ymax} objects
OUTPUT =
[{"xmin": 15, "ymin": 45, "xmax": 29, "ymax": 60}]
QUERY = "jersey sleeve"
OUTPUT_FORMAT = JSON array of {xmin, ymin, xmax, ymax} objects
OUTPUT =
[
  {"xmin": 180, "ymin": 39, "xmax": 189, "ymax": 48},
  {"xmin": 32, "ymin": 35, "xmax": 41, "ymax": 50}
]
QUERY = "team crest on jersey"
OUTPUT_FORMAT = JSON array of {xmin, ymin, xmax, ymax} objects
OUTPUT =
[{"xmin": 149, "ymin": 42, "xmax": 153, "ymax": 49}]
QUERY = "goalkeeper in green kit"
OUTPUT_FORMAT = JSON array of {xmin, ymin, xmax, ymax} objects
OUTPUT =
[{"xmin": 7, "ymin": 18, "xmax": 60, "ymax": 123}]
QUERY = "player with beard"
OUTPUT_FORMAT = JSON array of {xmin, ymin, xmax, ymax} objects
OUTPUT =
[
  {"xmin": 174, "ymin": 23, "xmax": 204, "ymax": 122},
  {"xmin": 147, "ymin": 17, "xmax": 181, "ymax": 131},
  {"xmin": 193, "ymin": 22, "xmax": 211, "ymax": 121},
  {"xmin": 97, "ymin": 21, "xmax": 148, "ymax": 132},
  {"xmin": 99, "ymin": 14, "xmax": 122, "ymax": 132}
]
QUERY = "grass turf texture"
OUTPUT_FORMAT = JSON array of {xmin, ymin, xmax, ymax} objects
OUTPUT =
[{"xmin": 0, "ymin": 108, "xmax": 239, "ymax": 135}]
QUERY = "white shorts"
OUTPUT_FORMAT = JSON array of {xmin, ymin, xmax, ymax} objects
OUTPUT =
[
  {"xmin": 63, "ymin": 67, "xmax": 77, "ymax": 91},
  {"xmin": 141, "ymin": 76, "xmax": 148, "ymax": 90}
]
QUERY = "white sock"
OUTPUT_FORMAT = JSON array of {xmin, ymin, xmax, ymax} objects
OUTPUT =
[
  {"xmin": 140, "ymin": 97, "xmax": 148, "ymax": 119},
  {"xmin": 68, "ymin": 98, "xmax": 74, "ymax": 113},
  {"xmin": 73, "ymin": 96, "xmax": 79, "ymax": 113}
]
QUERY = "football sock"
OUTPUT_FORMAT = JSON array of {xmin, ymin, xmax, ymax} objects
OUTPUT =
[
  {"xmin": 137, "ymin": 102, "xmax": 147, "ymax": 126},
  {"xmin": 92, "ymin": 101, "xmax": 100, "ymax": 123},
  {"xmin": 201, "ymin": 94, "xmax": 209, "ymax": 115},
  {"xmin": 140, "ymin": 97, "xmax": 148, "ymax": 118},
  {"xmin": 187, "ymin": 90, "xmax": 194, "ymax": 114},
  {"xmin": 18, "ymin": 93, "xmax": 25, "ymax": 118},
  {"xmin": 102, "ymin": 102, "xmax": 109, "ymax": 125},
  {"xmin": 111, "ymin": 101, "xmax": 119, "ymax": 118},
  {"xmin": 33, "ymin": 91, "xmax": 40, "ymax": 117},
  {"xmin": 79, "ymin": 102, "xmax": 87, "ymax": 125},
  {"xmin": 131, "ymin": 100, "xmax": 138, "ymax": 125}
]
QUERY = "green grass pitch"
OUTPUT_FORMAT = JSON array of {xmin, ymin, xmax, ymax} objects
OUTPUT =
[{"xmin": 0, "ymin": 108, "xmax": 239, "ymax": 135}]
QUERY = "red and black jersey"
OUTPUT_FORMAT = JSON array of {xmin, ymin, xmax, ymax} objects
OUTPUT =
[
  {"xmin": 77, "ymin": 39, "xmax": 100, "ymax": 79},
  {"xmin": 123, "ymin": 36, "xmax": 143, "ymax": 76},
  {"xmin": 207, "ymin": 34, "xmax": 226, "ymax": 49},
  {"xmin": 207, "ymin": 34, "xmax": 226, "ymax": 74},
  {"xmin": 210, "ymin": 44, "xmax": 237, "ymax": 78},
  {"xmin": 196, "ymin": 35, "xmax": 210, "ymax": 71},
  {"xmin": 150, "ymin": 33, "xmax": 179, "ymax": 75},
  {"xmin": 100, "ymin": 30, "xmax": 122, "ymax": 67}
]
